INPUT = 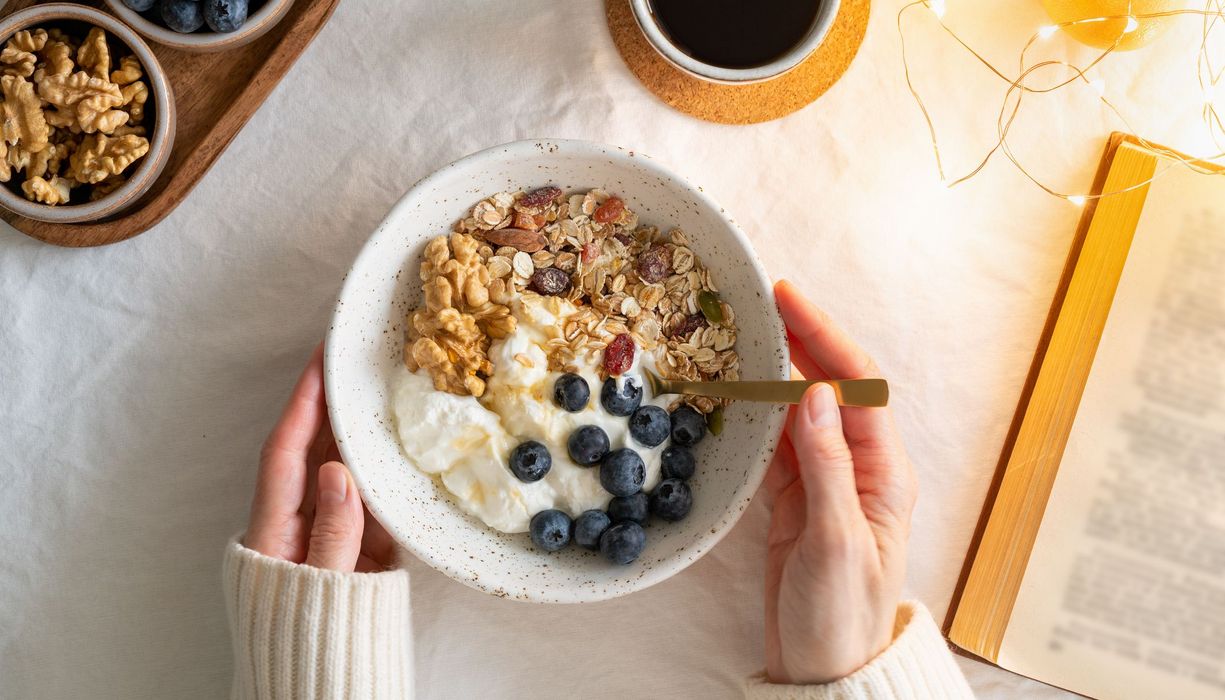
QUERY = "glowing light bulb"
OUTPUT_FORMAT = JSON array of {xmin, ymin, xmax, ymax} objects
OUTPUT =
[
  {"xmin": 1068, "ymin": 195, "xmax": 1087, "ymax": 206},
  {"xmin": 930, "ymin": 0, "xmax": 946, "ymax": 19},
  {"xmin": 1038, "ymin": 25, "xmax": 1060, "ymax": 39}
]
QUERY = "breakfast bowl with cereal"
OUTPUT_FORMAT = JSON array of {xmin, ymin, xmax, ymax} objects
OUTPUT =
[
  {"xmin": 325, "ymin": 140, "xmax": 788, "ymax": 603},
  {"xmin": 0, "ymin": 4, "xmax": 173, "ymax": 224}
]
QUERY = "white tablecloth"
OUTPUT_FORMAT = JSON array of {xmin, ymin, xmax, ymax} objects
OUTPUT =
[{"xmin": 1, "ymin": 1, "xmax": 1211, "ymax": 697}]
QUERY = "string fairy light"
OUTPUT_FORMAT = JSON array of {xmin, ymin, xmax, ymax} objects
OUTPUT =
[{"xmin": 897, "ymin": 0, "xmax": 1225, "ymax": 204}]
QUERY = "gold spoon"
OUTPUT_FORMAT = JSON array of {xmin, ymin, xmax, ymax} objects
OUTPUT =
[{"xmin": 642, "ymin": 369, "xmax": 889, "ymax": 408}]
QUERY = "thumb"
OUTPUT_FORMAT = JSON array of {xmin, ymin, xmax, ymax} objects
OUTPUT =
[
  {"xmin": 305, "ymin": 462, "xmax": 364, "ymax": 571},
  {"xmin": 791, "ymin": 384, "xmax": 858, "ymax": 521}
]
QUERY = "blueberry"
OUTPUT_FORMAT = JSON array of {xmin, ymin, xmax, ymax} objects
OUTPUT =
[
  {"xmin": 600, "ymin": 521, "xmax": 646, "ymax": 565},
  {"xmin": 650, "ymin": 479, "xmax": 693, "ymax": 522},
  {"xmin": 661, "ymin": 445, "xmax": 696, "ymax": 480},
  {"xmin": 123, "ymin": 0, "xmax": 157, "ymax": 11},
  {"xmin": 600, "ymin": 377, "xmax": 642, "ymax": 417},
  {"xmin": 599, "ymin": 448, "xmax": 645, "ymax": 497},
  {"xmin": 529, "ymin": 509, "xmax": 572, "ymax": 552},
  {"xmin": 670, "ymin": 405, "xmax": 707, "ymax": 447},
  {"xmin": 573, "ymin": 509, "xmax": 611, "ymax": 551},
  {"xmin": 160, "ymin": 0, "xmax": 205, "ymax": 33},
  {"xmin": 204, "ymin": 0, "xmax": 248, "ymax": 32},
  {"xmin": 608, "ymin": 492, "xmax": 649, "ymax": 524},
  {"xmin": 508, "ymin": 440, "xmax": 551, "ymax": 483},
  {"xmin": 567, "ymin": 425, "xmax": 609, "ymax": 467},
  {"xmin": 628, "ymin": 405, "xmax": 669, "ymax": 447},
  {"xmin": 553, "ymin": 372, "xmax": 590, "ymax": 412}
]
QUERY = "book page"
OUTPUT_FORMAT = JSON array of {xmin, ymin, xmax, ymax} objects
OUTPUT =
[{"xmin": 996, "ymin": 162, "xmax": 1225, "ymax": 700}]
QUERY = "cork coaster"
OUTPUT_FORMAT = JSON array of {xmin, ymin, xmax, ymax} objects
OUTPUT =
[{"xmin": 607, "ymin": 0, "xmax": 870, "ymax": 125}]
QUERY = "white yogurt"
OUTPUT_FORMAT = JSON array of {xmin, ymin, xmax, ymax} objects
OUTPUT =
[{"xmin": 391, "ymin": 295, "xmax": 670, "ymax": 533}]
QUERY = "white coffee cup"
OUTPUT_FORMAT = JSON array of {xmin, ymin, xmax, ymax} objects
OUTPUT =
[{"xmin": 628, "ymin": 0, "xmax": 841, "ymax": 84}]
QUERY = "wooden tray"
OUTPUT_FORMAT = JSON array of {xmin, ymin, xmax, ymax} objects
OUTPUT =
[{"xmin": 0, "ymin": 0, "xmax": 341, "ymax": 247}]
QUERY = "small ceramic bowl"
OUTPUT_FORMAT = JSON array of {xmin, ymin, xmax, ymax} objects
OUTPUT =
[
  {"xmin": 629, "ymin": 0, "xmax": 841, "ymax": 84},
  {"xmin": 0, "ymin": 4, "xmax": 174, "ymax": 225},
  {"xmin": 103, "ymin": 0, "xmax": 295, "ymax": 53},
  {"xmin": 326, "ymin": 139, "xmax": 789, "ymax": 603}
]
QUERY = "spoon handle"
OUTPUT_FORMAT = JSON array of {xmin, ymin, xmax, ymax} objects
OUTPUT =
[{"xmin": 657, "ymin": 378, "xmax": 889, "ymax": 407}]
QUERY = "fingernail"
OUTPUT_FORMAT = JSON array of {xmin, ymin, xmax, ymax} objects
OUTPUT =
[
  {"xmin": 318, "ymin": 463, "xmax": 347, "ymax": 506},
  {"xmin": 804, "ymin": 384, "xmax": 840, "ymax": 428}
]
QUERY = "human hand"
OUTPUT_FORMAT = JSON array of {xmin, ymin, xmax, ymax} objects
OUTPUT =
[
  {"xmin": 763, "ymin": 281, "xmax": 918, "ymax": 684},
  {"xmin": 243, "ymin": 344, "xmax": 395, "ymax": 573}
]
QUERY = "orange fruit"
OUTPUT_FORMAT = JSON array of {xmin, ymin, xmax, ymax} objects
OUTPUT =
[{"xmin": 1040, "ymin": 0, "xmax": 1182, "ymax": 50}]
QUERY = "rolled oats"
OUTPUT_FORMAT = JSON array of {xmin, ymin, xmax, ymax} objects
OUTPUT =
[
  {"xmin": 531, "ymin": 250, "xmax": 555, "ymax": 268},
  {"xmin": 554, "ymin": 251, "xmax": 577, "ymax": 272},
  {"xmin": 620, "ymin": 296, "xmax": 641, "ymax": 318},
  {"xmin": 410, "ymin": 187, "xmax": 740, "ymax": 410},
  {"xmin": 511, "ymin": 251, "xmax": 534, "ymax": 278},
  {"xmin": 486, "ymin": 255, "xmax": 512, "ymax": 279},
  {"xmin": 672, "ymin": 246, "xmax": 695, "ymax": 274}
]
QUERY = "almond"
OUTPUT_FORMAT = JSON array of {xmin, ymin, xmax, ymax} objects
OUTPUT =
[{"xmin": 484, "ymin": 228, "xmax": 547, "ymax": 252}]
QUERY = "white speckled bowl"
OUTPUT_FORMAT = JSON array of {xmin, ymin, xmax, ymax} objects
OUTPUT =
[{"xmin": 325, "ymin": 139, "xmax": 788, "ymax": 603}]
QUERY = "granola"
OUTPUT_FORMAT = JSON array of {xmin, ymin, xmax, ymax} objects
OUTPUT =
[{"xmin": 405, "ymin": 188, "xmax": 740, "ymax": 415}]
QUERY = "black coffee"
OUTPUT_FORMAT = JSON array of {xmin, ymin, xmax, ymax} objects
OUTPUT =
[{"xmin": 650, "ymin": 0, "xmax": 822, "ymax": 69}]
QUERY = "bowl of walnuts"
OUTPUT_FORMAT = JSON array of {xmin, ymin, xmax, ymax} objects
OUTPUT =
[
  {"xmin": 0, "ymin": 4, "xmax": 174, "ymax": 224},
  {"xmin": 103, "ymin": 0, "xmax": 296, "ymax": 53}
]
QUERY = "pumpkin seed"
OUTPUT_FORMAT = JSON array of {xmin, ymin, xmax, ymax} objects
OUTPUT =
[
  {"xmin": 707, "ymin": 406, "xmax": 724, "ymax": 436},
  {"xmin": 698, "ymin": 291, "xmax": 724, "ymax": 324}
]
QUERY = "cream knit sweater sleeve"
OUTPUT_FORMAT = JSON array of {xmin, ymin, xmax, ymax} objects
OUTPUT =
[
  {"xmin": 223, "ymin": 540, "xmax": 413, "ymax": 700},
  {"xmin": 225, "ymin": 540, "xmax": 967, "ymax": 700},
  {"xmin": 744, "ymin": 602, "xmax": 975, "ymax": 700}
]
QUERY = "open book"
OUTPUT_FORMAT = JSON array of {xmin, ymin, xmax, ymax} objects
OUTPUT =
[{"xmin": 946, "ymin": 134, "xmax": 1225, "ymax": 700}]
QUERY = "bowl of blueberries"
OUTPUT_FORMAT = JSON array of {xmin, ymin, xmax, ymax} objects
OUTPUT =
[{"xmin": 104, "ymin": 0, "xmax": 295, "ymax": 52}]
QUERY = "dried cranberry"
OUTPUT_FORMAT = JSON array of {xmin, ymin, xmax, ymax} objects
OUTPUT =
[
  {"xmin": 529, "ymin": 267, "xmax": 572, "ymax": 296},
  {"xmin": 604, "ymin": 333, "xmax": 635, "ymax": 376},
  {"xmin": 613, "ymin": 233, "xmax": 634, "ymax": 247},
  {"xmin": 593, "ymin": 196, "xmax": 624, "ymax": 224},
  {"xmin": 636, "ymin": 245, "xmax": 671, "ymax": 283},
  {"xmin": 519, "ymin": 186, "xmax": 562, "ymax": 210},
  {"xmin": 581, "ymin": 242, "xmax": 599, "ymax": 263},
  {"xmin": 670, "ymin": 313, "xmax": 707, "ymax": 339}
]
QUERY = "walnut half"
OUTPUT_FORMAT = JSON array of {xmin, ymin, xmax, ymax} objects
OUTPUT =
[
  {"xmin": 0, "ymin": 23, "xmax": 154, "ymax": 205},
  {"xmin": 22, "ymin": 175, "xmax": 69, "ymax": 204},
  {"xmin": 38, "ymin": 71, "xmax": 127, "ymax": 134},
  {"xmin": 0, "ymin": 75, "xmax": 48, "ymax": 156},
  {"xmin": 67, "ymin": 133, "xmax": 148, "ymax": 184}
]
